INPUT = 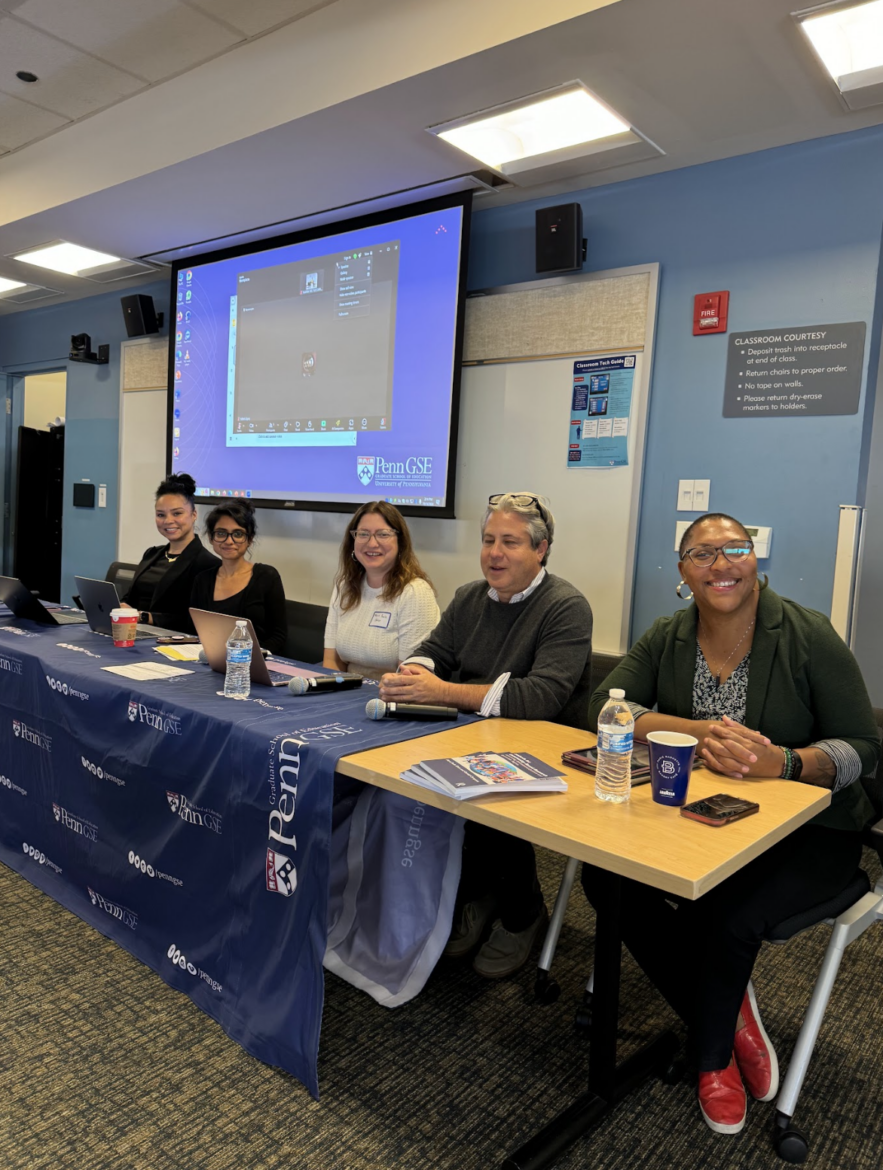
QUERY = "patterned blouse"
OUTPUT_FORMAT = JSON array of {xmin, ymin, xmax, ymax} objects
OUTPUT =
[{"xmin": 627, "ymin": 645, "xmax": 862, "ymax": 791}]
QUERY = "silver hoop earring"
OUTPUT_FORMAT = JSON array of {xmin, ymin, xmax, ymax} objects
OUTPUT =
[
  {"xmin": 676, "ymin": 580, "xmax": 694, "ymax": 601},
  {"xmin": 351, "ymin": 550, "xmax": 358, "ymax": 562}
]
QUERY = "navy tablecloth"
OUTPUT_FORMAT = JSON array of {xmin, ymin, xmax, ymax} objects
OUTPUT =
[{"xmin": 0, "ymin": 615, "xmax": 472, "ymax": 1097}]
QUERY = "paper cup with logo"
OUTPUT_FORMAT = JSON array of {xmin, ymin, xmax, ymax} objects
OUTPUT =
[
  {"xmin": 110, "ymin": 608, "xmax": 138, "ymax": 648},
  {"xmin": 646, "ymin": 731, "xmax": 698, "ymax": 806}
]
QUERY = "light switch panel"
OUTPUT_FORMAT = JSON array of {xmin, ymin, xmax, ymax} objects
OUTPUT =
[
  {"xmin": 677, "ymin": 480, "xmax": 694, "ymax": 511},
  {"xmin": 692, "ymin": 479, "xmax": 710, "ymax": 512},
  {"xmin": 98, "ymin": 484, "xmax": 107, "ymax": 508}
]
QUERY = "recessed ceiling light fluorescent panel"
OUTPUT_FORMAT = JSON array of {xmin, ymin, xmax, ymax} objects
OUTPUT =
[
  {"xmin": 795, "ymin": 0, "xmax": 883, "ymax": 110},
  {"xmin": 428, "ymin": 82, "xmax": 663, "ymax": 186},
  {"xmin": 12, "ymin": 241, "xmax": 123, "ymax": 276}
]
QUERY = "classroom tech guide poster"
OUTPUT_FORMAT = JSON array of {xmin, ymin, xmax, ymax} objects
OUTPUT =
[{"xmin": 567, "ymin": 354, "xmax": 637, "ymax": 468}]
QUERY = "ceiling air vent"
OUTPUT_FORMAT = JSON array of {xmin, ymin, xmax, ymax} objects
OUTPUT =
[{"xmin": 78, "ymin": 259, "xmax": 157, "ymax": 283}]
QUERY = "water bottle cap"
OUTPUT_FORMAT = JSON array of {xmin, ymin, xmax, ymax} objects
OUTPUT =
[{"xmin": 608, "ymin": 688, "xmax": 625, "ymax": 699}]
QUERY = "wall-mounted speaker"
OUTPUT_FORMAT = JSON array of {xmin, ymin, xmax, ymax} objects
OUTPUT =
[
  {"xmin": 535, "ymin": 203, "xmax": 586, "ymax": 275},
  {"xmin": 121, "ymin": 293, "xmax": 160, "ymax": 337}
]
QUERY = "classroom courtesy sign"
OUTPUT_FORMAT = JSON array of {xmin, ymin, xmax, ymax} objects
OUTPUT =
[{"xmin": 567, "ymin": 355, "xmax": 636, "ymax": 468}]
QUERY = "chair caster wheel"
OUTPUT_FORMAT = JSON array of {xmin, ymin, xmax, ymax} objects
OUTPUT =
[
  {"xmin": 660, "ymin": 1057, "xmax": 686, "ymax": 1085},
  {"xmin": 774, "ymin": 1123, "xmax": 809, "ymax": 1163},
  {"xmin": 534, "ymin": 972, "xmax": 561, "ymax": 1004},
  {"xmin": 574, "ymin": 991, "xmax": 593, "ymax": 1031}
]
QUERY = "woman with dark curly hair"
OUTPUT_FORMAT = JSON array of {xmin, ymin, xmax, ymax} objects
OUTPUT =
[
  {"xmin": 190, "ymin": 498, "xmax": 287, "ymax": 654},
  {"xmin": 121, "ymin": 472, "xmax": 219, "ymax": 633},
  {"xmin": 323, "ymin": 501, "xmax": 439, "ymax": 679}
]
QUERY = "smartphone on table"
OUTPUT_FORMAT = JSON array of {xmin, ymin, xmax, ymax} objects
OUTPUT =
[{"xmin": 680, "ymin": 793, "xmax": 760, "ymax": 827}]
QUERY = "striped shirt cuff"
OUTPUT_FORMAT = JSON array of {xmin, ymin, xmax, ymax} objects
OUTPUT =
[
  {"xmin": 401, "ymin": 656, "xmax": 435, "ymax": 672},
  {"xmin": 627, "ymin": 702, "xmax": 652, "ymax": 722},
  {"xmin": 811, "ymin": 739, "xmax": 863, "ymax": 792},
  {"xmin": 479, "ymin": 672, "xmax": 511, "ymax": 718}
]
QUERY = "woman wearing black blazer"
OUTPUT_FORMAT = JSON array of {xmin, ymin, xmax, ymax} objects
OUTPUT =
[{"xmin": 122, "ymin": 472, "xmax": 219, "ymax": 634}]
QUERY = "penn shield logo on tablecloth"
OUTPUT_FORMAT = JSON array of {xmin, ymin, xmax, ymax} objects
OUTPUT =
[
  {"xmin": 128, "ymin": 699, "xmax": 182, "ymax": 735},
  {"xmin": 12, "ymin": 719, "xmax": 52, "ymax": 751},
  {"xmin": 88, "ymin": 886, "xmax": 138, "ymax": 930},
  {"xmin": 52, "ymin": 802, "xmax": 98, "ymax": 842},
  {"xmin": 357, "ymin": 455, "xmax": 375, "ymax": 485},
  {"xmin": 166, "ymin": 791, "xmax": 222, "ymax": 834},
  {"xmin": 266, "ymin": 848, "xmax": 297, "ymax": 896},
  {"xmin": 0, "ymin": 652, "xmax": 23, "ymax": 675}
]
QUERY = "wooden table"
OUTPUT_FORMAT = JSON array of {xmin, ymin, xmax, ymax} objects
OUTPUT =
[{"xmin": 338, "ymin": 720, "xmax": 831, "ymax": 1170}]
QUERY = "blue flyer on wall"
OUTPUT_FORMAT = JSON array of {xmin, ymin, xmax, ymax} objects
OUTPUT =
[{"xmin": 567, "ymin": 354, "xmax": 636, "ymax": 468}]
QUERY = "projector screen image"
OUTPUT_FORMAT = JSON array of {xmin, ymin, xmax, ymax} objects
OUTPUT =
[{"xmin": 168, "ymin": 193, "xmax": 469, "ymax": 515}]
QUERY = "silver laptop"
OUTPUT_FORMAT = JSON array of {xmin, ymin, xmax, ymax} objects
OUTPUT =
[
  {"xmin": 0, "ymin": 575, "xmax": 87, "ymax": 626},
  {"xmin": 74, "ymin": 576, "xmax": 159, "ymax": 640},
  {"xmin": 189, "ymin": 607, "xmax": 319, "ymax": 687}
]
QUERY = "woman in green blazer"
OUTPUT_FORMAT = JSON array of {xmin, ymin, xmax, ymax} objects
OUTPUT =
[{"xmin": 584, "ymin": 512, "xmax": 879, "ymax": 1136}]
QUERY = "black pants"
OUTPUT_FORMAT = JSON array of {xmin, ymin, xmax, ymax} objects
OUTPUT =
[
  {"xmin": 458, "ymin": 822, "xmax": 545, "ymax": 932},
  {"xmin": 581, "ymin": 824, "xmax": 862, "ymax": 1071}
]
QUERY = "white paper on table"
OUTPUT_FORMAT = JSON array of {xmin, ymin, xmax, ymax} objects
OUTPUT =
[
  {"xmin": 154, "ymin": 644, "xmax": 203, "ymax": 662},
  {"xmin": 102, "ymin": 662, "xmax": 194, "ymax": 681}
]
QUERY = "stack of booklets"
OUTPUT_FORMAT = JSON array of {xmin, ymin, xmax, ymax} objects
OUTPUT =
[
  {"xmin": 401, "ymin": 751, "xmax": 568, "ymax": 801},
  {"xmin": 562, "ymin": 742, "xmax": 653, "ymax": 780}
]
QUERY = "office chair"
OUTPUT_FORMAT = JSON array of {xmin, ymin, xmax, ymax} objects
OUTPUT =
[
  {"xmin": 534, "ymin": 650, "xmax": 623, "ymax": 1004},
  {"xmin": 104, "ymin": 561, "xmax": 138, "ymax": 593},
  {"xmin": 769, "ymin": 707, "xmax": 883, "ymax": 1162},
  {"xmin": 283, "ymin": 599, "xmax": 328, "ymax": 665}
]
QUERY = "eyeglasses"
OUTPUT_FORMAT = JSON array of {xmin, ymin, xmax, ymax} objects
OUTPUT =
[
  {"xmin": 352, "ymin": 528, "xmax": 398, "ymax": 543},
  {"xmin": 488, "ymin": 492, "xmax": 550, "ymax": 523},
  {"xmin": 211, "ymin": 529, "xmax": 248, "ymax": 544},
  {"xmin": 682, "ymin": 540, "xmax": 754, "ymax": 567}
]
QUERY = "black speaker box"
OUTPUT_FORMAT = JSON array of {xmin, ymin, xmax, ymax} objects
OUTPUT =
[
  {"xmin": 121, "ymin": 293, "xmax": 159, "ymax": 337},
  {"xmin": 535, "ymin": 203, "xmax": 584, "ymax": 274}
]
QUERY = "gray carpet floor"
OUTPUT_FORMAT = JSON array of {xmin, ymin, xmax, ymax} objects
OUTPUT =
[{"xmin": 1, "ymin": 847, "xmax": 882, "ymax": 1170}]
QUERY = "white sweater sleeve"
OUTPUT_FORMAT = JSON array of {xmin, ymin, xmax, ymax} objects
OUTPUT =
[
  {"xmin": 395, "ymin": 579, "xmax": 441, "ymax": 662},
  {"xmin": 324, "ymin": 586, "xmax": 340, "ymax": 650}
]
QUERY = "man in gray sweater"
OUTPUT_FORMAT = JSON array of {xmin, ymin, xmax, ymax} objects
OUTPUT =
[{"xmin": 379, "ymin": 492, "xmax": 593, "ymax": 978}]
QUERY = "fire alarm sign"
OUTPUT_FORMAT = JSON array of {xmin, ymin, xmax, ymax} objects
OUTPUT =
[{"xmin": 693, "ymin": 291, "xmax": 729, "ymax": 336}]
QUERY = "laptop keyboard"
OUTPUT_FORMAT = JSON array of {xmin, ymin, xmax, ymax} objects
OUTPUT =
[{"xmin": 53, "ymin": 613, "xmax": 89, "ymax": 625}]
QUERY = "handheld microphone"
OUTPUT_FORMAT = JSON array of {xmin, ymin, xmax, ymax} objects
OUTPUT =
[
  {"xmin": 288, "ymin": 673, "xmax": 364, "ymax": 696},
  {"xmin": 365, "ymin": 698, "xmax": 459, "ymax": 722}
]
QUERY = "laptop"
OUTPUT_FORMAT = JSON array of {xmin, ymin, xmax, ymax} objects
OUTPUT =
[
  {"xmin": 190, "ymin": 607, "xmax": 323, "ymax": 687},
  {"xmin": 0, "ymin": 575, "xmax": 88, "ymax": 626},
  {"xmin": 74, "ymin": 577, "xmax": 159, "ymax": 641}
]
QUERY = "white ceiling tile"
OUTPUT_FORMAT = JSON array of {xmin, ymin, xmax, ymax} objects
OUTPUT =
[
  {"xmin": 0, "ymin": 18, "xmax": 143, "ymax": 117},
  {"xmin": 0, "ymin": 89, "xmax": 68, "ymax": 149},
  {"xmin": 186, "ymin": 0, "xmax": 335, "ymax": 38},
  {"xmin": 13, "ymin": 0, "xmax": 243, "ymax": 83}
]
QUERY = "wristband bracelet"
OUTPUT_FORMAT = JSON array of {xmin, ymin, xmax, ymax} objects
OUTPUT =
[
  {"xmin": 791, "ymin": 749, "xmax": 804, "ymax": 782},
  {"xmin": 779, "ymin": 746, "xmax": 794, "ymax": 780}
]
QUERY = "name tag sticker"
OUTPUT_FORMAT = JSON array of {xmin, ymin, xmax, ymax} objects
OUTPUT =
[{"xmin": 369, "ymin": 611, "xmax": 392, "ymax": 629}]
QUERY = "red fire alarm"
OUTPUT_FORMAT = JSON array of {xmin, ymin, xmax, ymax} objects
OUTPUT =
[{"xmin": 693, "ymin": 291, "xmax": 729, "ymax": 335}]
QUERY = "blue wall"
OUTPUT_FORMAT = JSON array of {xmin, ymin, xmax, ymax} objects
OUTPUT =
[
  {"xmin": 0, "ymin": 279, "xmax": 169, "ymax": 601},
  {"xmin": 469, "ymin": 125, "xmax": 883, "ymax": 638},
  {"xmin": 3, "ymin": 125, "xmax": 883, "ymax": 638}
]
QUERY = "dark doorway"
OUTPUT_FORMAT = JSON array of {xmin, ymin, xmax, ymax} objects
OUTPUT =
[{"xmin": 14, "ymin": 424, "xmax": 64, "ymax": 601}]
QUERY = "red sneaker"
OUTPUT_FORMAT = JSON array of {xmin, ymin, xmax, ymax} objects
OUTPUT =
[
  {"xmin": 734, "ymin": 982, "xmax": 779, "ymax": 1102},
  {"xmin": 698, "ymin": 1055, "xmax": 746, "ymax": 1134}
]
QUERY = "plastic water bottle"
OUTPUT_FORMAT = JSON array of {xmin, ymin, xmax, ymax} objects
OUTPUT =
[
  {"xmin": 224, "ymin": 619, "xmax": 252, "ymax": 699},
  {"xmin": 595, "ymin": 687, "xmax": 634, "ymax": 803}
]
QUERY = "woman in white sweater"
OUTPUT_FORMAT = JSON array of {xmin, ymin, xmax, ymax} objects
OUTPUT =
[{"xmin": 323, "ymin": 501, "xmax": 439, "ymax": 679}]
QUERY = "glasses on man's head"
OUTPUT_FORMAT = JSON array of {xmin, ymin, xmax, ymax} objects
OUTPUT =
[
  {"xmin": 488, "ymin": 492, "xmax": 549, "ymax": 522},
  {"xmin": 682, "ymin": 540, "xmax": 754, "ymax": 567},
  {"xmin": 211, "ymin": 528, "xmax": 248, "ymax": 544},
  {"xmin": 352, "ymin": 528, "xmax": 398, "ymax": 543}
]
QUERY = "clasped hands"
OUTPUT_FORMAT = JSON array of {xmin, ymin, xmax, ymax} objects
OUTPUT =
[
  {"xmin": 699, "ymin": 715, "xmax": 784, "ymax": 780},
  {"xmin": 379, "ymin": 663, "xmax": 448, "ymax": 706}
]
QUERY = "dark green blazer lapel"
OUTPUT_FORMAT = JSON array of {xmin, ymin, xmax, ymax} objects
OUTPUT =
[
  {"xmin": 673, "ymin": 604, "xmax": 699, "ymax": 718},
  {"xmin": 745, "ymin": 588, "xmax": 783, "ymax": 730}
]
